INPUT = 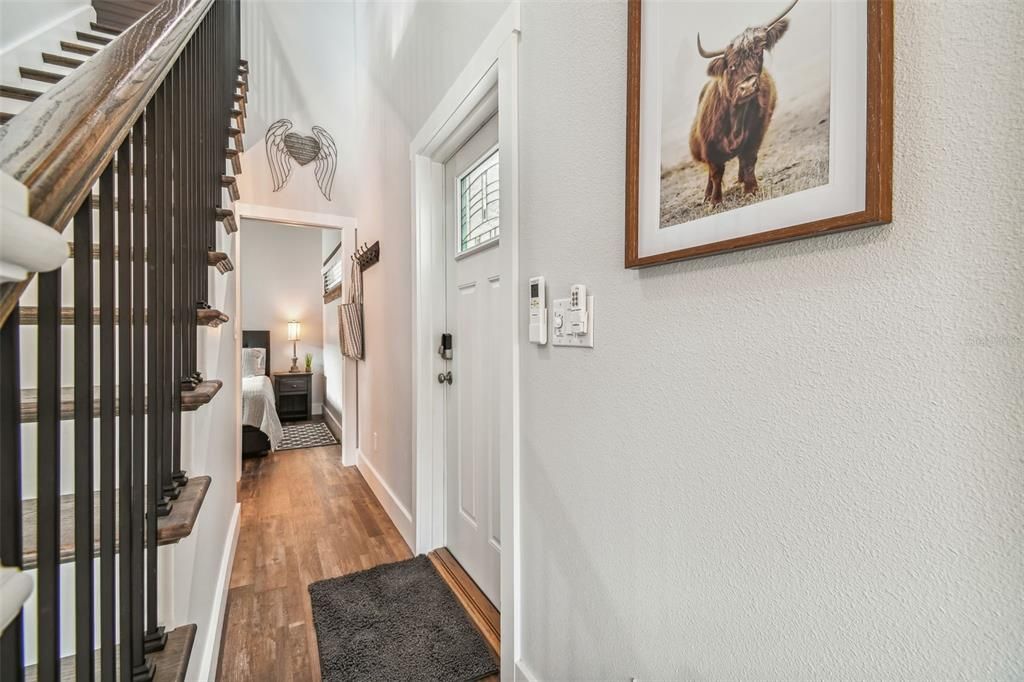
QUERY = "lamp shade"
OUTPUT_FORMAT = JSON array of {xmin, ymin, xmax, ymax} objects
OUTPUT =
[{"xmin": 287, "ymin": 321, "xmax": 301, "ymax": 341}]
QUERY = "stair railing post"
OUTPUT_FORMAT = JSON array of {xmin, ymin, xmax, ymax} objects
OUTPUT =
[
  {"xmin": 145, "ymin": 88, "xmax": 168, "ymax": 655},
  {"xmin": 131, "ymin": 113, "xmax": 155, "ymax": 681},
  {"xmin": 99, "ymin": 159, "xmax": 117, "ymax": 682},
  {"xmin": 36, "ymin": 253, "xmax": 62, "ymax": 680},
  {"xmin": 117, "ymin": 135, "xmax": 136, "ymax": 682},
  {"xmin": 73, "ymin": 193, "xmax": 95, "ymax": 682},
  {"xmin": 0, "ymin": 304, "xmax": 25, "ymax": 682}
]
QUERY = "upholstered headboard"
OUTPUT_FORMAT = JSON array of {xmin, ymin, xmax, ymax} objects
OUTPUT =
[{"xmin": 242, "ymin": 329, "xmax": 271, "ymax": 377}]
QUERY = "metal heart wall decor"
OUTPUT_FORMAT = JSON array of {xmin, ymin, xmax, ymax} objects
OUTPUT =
[{"xmin": 266, "ymin": 119, "xmax": 337, "ymax": 200}]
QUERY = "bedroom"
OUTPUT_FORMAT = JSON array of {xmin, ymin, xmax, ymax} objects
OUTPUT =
[{"xmin": 239, "ymin": 218, "xmax": 347, "ymax": 457}]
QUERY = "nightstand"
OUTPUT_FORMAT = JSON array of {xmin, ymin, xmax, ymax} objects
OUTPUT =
[{"xmin": 273, "ymin": 371, "xmax": 312, "ymax": 421}]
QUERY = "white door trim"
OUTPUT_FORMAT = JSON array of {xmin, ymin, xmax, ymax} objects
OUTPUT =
[
  {"xmin": 410, "ymin": 3, "xmax": 521, "ymax": 676},
  {"xmin": 233, "ymin": 202, "xmax": 359, "ymax": 467}
]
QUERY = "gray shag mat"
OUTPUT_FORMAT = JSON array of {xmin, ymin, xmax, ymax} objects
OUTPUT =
[{"xmin": 308, "ymin": 555, "xmax": 499, "ymax": 681}]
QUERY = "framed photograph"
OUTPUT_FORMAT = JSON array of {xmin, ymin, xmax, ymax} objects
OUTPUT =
[{"xmin": 625, "ymin": 0, "xmax": 892, "ymax": 268}]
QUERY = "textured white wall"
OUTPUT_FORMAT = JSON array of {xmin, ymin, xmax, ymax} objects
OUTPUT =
[
  {"xmin": 174, "ymin": 207, "xmax": 242, "ymax": 679},
  {"xmin": 350, "ymin": 0, "xmax": 511, "ymax": 513},
  {"xmin": 238, "ymin": 0, "xmax": 357, "ymax": 217},
  {"xmin": 240, "ymin": 219, "xmax": 327, "ymax": 411},
  {"xmin": 516, "ymin": 0, "xmax": 1023, "ymax": 678},
  {"xmin": 0, "ymin": 0, "xmax": 94, "ymax": 85},
  {"xmin": 0, "ymin": 0, "xmax": 89, "ymax": 49}
]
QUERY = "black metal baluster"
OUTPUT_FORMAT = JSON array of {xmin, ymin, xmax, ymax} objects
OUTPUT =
[
  {"xmin": 167, "ymin": 58, "xmax": 183, "ymax": 502},
  {"xmin": 117, "ymin": 135, "xmax": 134, "ymax": 682},
  {"xmin": 0, "ymin": 304, "xmax": 24, "ymax": 682},
  {"xmin": 131, "ymin": 113, "xmax": 153, "ymax": 682},
  {"xmin": 37, "ymin": 264, "xmax": 61, "ymax": 681},
  {"xmin": 99, "ymin": 161, "xmax": 116, "ymax": 682},
  {"xmin": 145, "ymin": 92, "xmax": 166, "ymax": 655},
  {"xmin": 73, "ymin": 195, "xmax": 94, "ymax": 682}
]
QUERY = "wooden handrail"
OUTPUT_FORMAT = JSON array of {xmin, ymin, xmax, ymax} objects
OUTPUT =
[{"xmin": 0, "ymin": 0, "xmax": 215, "ymax": 324}]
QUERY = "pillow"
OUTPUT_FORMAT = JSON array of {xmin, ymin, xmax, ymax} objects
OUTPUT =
[{"xmin": 242, "ymin": 347, "xmax": 266, "ymax": 377}]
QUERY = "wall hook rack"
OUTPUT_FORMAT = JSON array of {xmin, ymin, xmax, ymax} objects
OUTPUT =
[{"xmin": 352, "ymin": 241, "xmax": 380, "ymax": 271}]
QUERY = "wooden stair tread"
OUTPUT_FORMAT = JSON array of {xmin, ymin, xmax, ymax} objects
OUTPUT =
[
  {"xmin": 196, "ymin": 308, "xmax": 229, "ymax": 327},
  {"xmin": 18, "ymin": 379, "xmax": 223, "ymax": 423},
  {"xmin": 90, "ymin": 21, "xmax": 123, "ymax": 36},
  {"xmin": 0, "ymin": 112, "xmax": 12, "ymax": 125},
  {"xmin": 0, "ymin": 84, "xmax": 43, "ymax": 102},
  {"xmin": 221, "ymin": 175, "xmax": 239, "ymax": 201},
  {"xmin": 19, "ymin": 306, "xmax": 228, "ymax": 327},
  {"xmin": 207, "ymin": 251, "xmax": 234, "ymax": 273},
  {"xmin": 216, "ymin": 208, "xmax": 237, "ymax": 234},
  {"xmin": 42, "ymin": 52, "xmax": 84, "ymax": 68},
  {"xmin": 60, "ymin": 40, "xmax": 99, "ymax": 56},
  {"xmin": 20, "ymin": 476, "xmax": 210, "ymax": 570},
  {"xmin": 24, "ymin": 623, "xmax": 196, "ymax": 682},
  {"xmin": 227, "ymin": 127, "xmax": 243, "ymax": 152},
  {"xmin": 68, "ymin": 243, "xmax": 230, "ymax": 271},
  {"xmin": 19, "ymin": 67, "xmax": 65, "ymax": 84},
  {"xmin": 77, "ymin": 31, "xmax": 113, "ymax": 45}
]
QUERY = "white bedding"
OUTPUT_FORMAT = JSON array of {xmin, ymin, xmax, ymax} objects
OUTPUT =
[{"xmin": 242, "ymin": 375, "xmax": 283, "ymax": 450}]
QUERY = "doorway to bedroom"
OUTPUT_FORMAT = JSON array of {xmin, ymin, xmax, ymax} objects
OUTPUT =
[{"xmin": 238, "ymin": 218, "xmax": 349, "ymax": 460}]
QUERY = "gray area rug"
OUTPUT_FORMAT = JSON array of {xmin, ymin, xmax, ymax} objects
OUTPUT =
[{"xmin": 309, "ymin": 555, "xmax": 498, "ymax": 681}]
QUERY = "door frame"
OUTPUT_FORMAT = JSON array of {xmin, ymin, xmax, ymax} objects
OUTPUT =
[
  {"xmin": 233, "ymin": 202, "xmax": 359, "ymax": 468},
  {"xmin": 409, "ymin": 3, "xmax": 521, "ymax": 675}
]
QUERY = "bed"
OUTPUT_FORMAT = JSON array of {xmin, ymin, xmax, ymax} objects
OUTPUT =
[{"xmin": 241, "ymin": 330, "xmax": 284, "ymax": 457}]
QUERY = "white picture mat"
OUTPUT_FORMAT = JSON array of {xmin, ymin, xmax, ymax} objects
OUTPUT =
[{"xmin": 637, "ymin": 0, "xmax": 868, "ymax": 259}]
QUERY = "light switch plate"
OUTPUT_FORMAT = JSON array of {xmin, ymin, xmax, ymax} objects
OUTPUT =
[{"xmin": 551, "ymin": 296, "xmax": 594, "ymax": 348}]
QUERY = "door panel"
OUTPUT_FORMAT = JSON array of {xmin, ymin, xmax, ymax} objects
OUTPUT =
[{"xmin": 444, "ymin": 114, "xmax": 501, "ymax": 606}]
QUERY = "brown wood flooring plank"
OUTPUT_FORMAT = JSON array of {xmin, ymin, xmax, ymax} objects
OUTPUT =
[
  {"xmin": 217, "ymin": 442, "xmax": 412, "ymax": 682},
  {"xmin": 21, "ymin": 476, "xmax": 210, "ymax": 570},
  {"xmin": 217, "ymin": 440, "xmax": 500, "ymax": 681}
]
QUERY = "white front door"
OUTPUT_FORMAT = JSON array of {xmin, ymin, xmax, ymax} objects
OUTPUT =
[{"xmin": 443, "ymin": 114, "xmax": 502, "ymax": 606}]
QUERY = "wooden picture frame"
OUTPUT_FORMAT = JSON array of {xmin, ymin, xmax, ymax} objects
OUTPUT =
[{"xmin": 625, "ymin": 0, "xmax": 893, "ymax": 268}]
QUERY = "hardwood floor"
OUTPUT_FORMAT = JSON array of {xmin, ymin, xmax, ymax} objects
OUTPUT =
[
  {"xmin": 217, "ymin": 444, "xmax": 411, "ymax": 681},
  {"xmin": 216, "ymin": 444, "xmax": 499, "ymax": 681}
]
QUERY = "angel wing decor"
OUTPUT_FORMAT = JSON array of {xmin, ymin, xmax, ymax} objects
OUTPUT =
[{"xmin": 265, "ymin": 119, "xmax": 337, "ymax": 201}]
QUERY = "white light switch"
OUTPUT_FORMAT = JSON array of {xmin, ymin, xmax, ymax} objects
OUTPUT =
[{"xmin": 551, "ymin": 295, "xmax": 594, "ymax": 348}]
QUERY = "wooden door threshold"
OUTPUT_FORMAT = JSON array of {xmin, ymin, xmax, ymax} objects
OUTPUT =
[{"xmin": 428, "ymin": 548, "xmax": 500, "ymax": 658}]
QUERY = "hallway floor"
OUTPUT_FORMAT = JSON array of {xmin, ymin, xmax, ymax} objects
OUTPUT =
[{"xmin": 216, "ymin": 444, "xmax": 412, "ymax": 681}]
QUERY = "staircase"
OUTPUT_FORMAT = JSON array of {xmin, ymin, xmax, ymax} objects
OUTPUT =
[{"xmin": 0, "ymin": 0, "xmax": 247, "ymax": 679}]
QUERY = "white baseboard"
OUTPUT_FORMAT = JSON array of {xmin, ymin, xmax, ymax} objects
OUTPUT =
[
  {"xmin": 322, "ymin": 406, "xmax": 342, "ymax": 442},
  {"xmin": 312, "ymin": 401, "xmax": 323, "ymax": 416},
  {"xmin": 195, "ymin": 503, "xmax": 241, "ymax": 682},
  {"xmin": 355, "ymin": 449, "xmax": 414, "ymax": 551},
  {"xmin": 515, "ymin": 659, "xmax": 540, "ymax": 682}
]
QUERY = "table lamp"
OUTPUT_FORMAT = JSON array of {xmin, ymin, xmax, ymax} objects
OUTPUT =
[{"xmin": 287, "ymin": 320, "xmax": 301, "ymax": 372}]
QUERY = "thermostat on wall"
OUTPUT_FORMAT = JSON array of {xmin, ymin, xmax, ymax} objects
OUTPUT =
[{"xmin": 529, "ymin": 276, "xmax": 547, "ymax": 344}]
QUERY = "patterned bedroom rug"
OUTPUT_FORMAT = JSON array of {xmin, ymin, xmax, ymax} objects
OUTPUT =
[
  {"xmin": 277, "ymin": 422, "xmax": 338, "ymax": 451},
  {"xmin": 309, "ymin": 555, "xmax": 499, "ymax": 682}
]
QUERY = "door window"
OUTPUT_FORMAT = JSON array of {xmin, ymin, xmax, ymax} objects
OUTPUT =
[{"xmin": 457, "ymin": 147, "xmax": 500, "ymax": 254}]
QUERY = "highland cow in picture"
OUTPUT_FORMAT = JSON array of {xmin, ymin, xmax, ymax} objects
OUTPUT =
[
  {"xmin": 658, "ymin": 0, "xmax": 831, "ymax": 228},
  {"xmin": 689, "ymin": 0, "xmax": 798, "ymax": 205}
]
